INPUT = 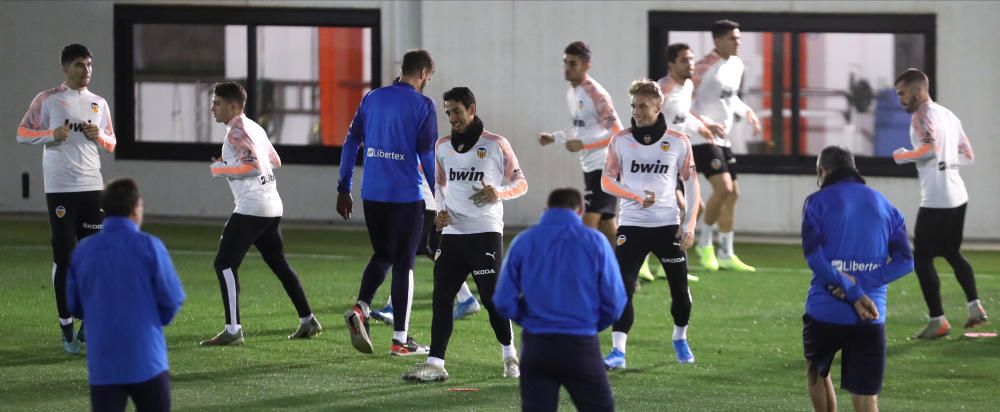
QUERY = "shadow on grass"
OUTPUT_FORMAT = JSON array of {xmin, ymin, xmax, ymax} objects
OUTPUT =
[{"xmin": 0, "ymin": 346, "xmax": 85, "ymax": 367}]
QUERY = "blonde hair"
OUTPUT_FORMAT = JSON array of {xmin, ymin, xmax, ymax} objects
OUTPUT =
[{"xmin": 628, "ymin": 79, "xmax": 663, "ymax": 102}]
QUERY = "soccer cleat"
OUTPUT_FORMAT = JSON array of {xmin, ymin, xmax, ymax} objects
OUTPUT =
[
  {"xmin": 344, "ymin": 305, "xmax": 373, "ymax": 354},
  {"xmin": 638, "ymin": 258, "xmax": 656, "ymax": 282},
  {"xmin": 370, "ymin": 305, "xmax": 395, "ymax": 327},
  {"xmin": 76, "ymin": 323, "xmax": 86, "ymax": 343},
  {"xmin": 453, "ymin": 296, "xmax": 481, "ymax": 320},
  {"xmin": 391, "ymin": 337, "xmax": 429, "ymax": 356},
  {"xmin": 717, "ymin": 255, "xmax": 756, "ymax": 272},
  {"xmin": 288, "ymin": 317, "xmax": 322, "ymax": 339},
  {"xmin": 62, "ymin": 336, "xmax": 81, "ymax": 355},
  {"xmin": 503, "ymin": 356, "xmax": 521, "ymax": 378},
  {"xmin": 696, "ymin": 245, "xmax": 719, "ymax": 271},
  {"xmin": 687, "ymin": 273, "xmax": 700, "ymax": 282},
  {"xmin": 913, "ymin": 317, "xmax": 951, "ymax": 340},
  {"xmin": 673, "ymin": 339, "xmax": 695, "ymax": 364},
  {"xmin": 402, "ymin": 363, "xmax": 449, "ymax": 382},
  {"xmin": 965, "ymin": 302, "xmax": 988, "ymax": 329},
  {"xmin": 603, "ymin": 348, "xmax": 626, "ymax": 370},
  {"xmin": 199, "ymin": 329, "xmax": 245, "ymax": 346}
]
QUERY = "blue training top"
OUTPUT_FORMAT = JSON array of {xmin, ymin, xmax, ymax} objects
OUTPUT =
[
  {"xmin": 801, "ymin": 170, "xmax": 913, "ymax": 325},
  {"xmin": 67, "ymin": 217, "xmax": 186, "ymax": 385},
  {"xmin": 494, "ymin": 208, "xmax": 627, "ymax": 336},
  {"xmin": 337, "ymin": 81, "xmax": 437, "ymax": 202}
]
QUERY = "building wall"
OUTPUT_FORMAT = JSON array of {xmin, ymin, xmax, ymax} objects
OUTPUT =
[{"xmin": 3, "ymin": 0, "xmax": 998, "ymax": 237}]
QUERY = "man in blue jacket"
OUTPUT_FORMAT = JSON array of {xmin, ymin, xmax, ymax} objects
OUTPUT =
[
  {"xmin": 67, "ymin": 178, "xmax": 185, "ymax": 412},
  {"xmin": 337, "ymin": 50, "xmax": 437, "ymax": 356},
  {"xmin": 801, "ymin": 146, "xmax": 913, "ymax": 412},
  {"xmin": 495, "ymin": 188, "xmax": 626, "ymax": 412}
]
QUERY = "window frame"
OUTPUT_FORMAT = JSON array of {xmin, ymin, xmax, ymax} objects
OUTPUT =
[
  {"xmin": 648, "ymin": 11, "xmax": 935, "ymax": 177},
  {"xmin": 113, "ymin": 4, "xmax": 381, "ymax": 165}
]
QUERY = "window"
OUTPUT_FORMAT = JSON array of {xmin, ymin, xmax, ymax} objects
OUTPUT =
[
  {"xmin": 649, "ymin": 12, "xmax": 935, "ymax": 177},
  {"xmin": 114, "ymin": 5, "xmax": 381, "ymax": 164}
]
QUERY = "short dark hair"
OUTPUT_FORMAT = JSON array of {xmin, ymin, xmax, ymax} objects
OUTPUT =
[
  {"xmin": 102, "ymin": 178, "xmax": 140, "ymax": 217},
  {"xmin": 894, "ymin": 68, "xmax": 929, "ymax": 88},
  {"xmin": 401, "ymin": 49, "xmax": 435, "ymax": 77},
  {"xmin": 547, "ymin": 188, "xmax": 583, "ymax": 210},
  {"xmin": 564, "ymin": 41, "xmax": 592, "ymax": 63},
  {"xmin": 818, "ymin": 145, "xmax": 856, "ymax": 174},
  {"xmin": 666, "ymin": 43, "xmax": 691, "ymax": 64},
  {"xmin": 214, "ymin": 82, "xmax": 247, "ymax": 106},
  {"xmin": 61, "ymin": 44, "xmax": 92, "ymax": 66},
  {"xmin": 711, "ymin": 19, "xmax": 740, "ymax": 38},
  {"xmin": 443, "ymin": 87, "xmax": 476, "ymax": 109}
]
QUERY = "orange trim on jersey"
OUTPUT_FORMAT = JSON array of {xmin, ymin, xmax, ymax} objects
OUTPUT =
[
  {"xmin": 498, "ymin": 179, "xmax": 528, "ymax": 200},
  {"xmin": 582, "ymin": 135, "xmax": 612, "ymax": 150},
  {"xmin": 601, "ymin": 175, "xmax": 643, "ymax": 203},
  {"xmin": 96, "ymin": 137, "xmax": 116, "ymax": 153},
  {"xmin": 581, "ymin": 77, "xmax": 623, "ymax": 134},
  {"xmin": 17, "ymin": 126, "xmax": 54, "ymax": 140},
  {"xmin": 212, "ymin": 163, "xmax": 257, "ymax": 176},
  {"xmin": 959, "ymin": 133, "xmax": 975, "ymax": 162},
  {"xmin": 692, "ymin": 50, "xmax": 722, "ymax": 90},
  {"xmin": 893, "ymin": 143, "xmax": 935, "ymax": 162},
  {"xmin": 658, "ymin": 76, "xmax": 678, "ymax": 95}
]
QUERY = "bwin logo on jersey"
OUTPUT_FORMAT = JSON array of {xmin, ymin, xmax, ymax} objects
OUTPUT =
[
  {"xmin": 476, "ymin": 147, "xmax": 487, "ymax": 159},
  {"xmin": 449, "ymin": 167, "xmax": 484, "ymax": 182},
  {"xmin": 630, "ymin": 159, "xmax": 670, "ymax": 174},
  {"xmin": 472, "ymin": 268, "xmax": 496, "ymax": 276}
]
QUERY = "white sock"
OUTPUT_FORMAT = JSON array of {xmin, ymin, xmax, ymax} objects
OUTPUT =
[
  {"xmin": 612, "ymin": 331, "xmax": 628, "ymax": 353},
  {"xmin": 300, "ymin": 314, "xmax": 314, "ymax": 325},
  {"xmin": 968, "ymin": 299, "xmax": 982, "ymax": 308},
  {"xmin": 356, "ymin": 300, "xmax": 371, "ymax": 317},
  {"xmin": 456, "ymin": 282, "xmax": 474, "ymax": 302},
  {"xmin": 225, "ymin": 324, "xmax": 241, "ymax": 334},
  {"xmin": 698, "ymin": 223, "xmax": 714, "ymax": 248},
  {"xmin": 501, "ymin": 343, "xmax": 517, "ymax": 360},
  {"xmin": 427, "ymin": 356, "xmax": 445, "ymax": 367},
  {"xmin": 718, "ymin": 231, "xmax": 734, "ymax": 258},
  {"xmin": 930, "ymin": 315, "xmax": 947, "ymax": 322},
  {"xmin": 393, "ymin": 331, "xmax": 407, "ymax": 343},
  {"xmin": 59, "ymin": 317, "xmax": 74, "ymax": 326},
  {"xmin": 673, "ymin": 325, "xmax": 688, "ymax": 341}
]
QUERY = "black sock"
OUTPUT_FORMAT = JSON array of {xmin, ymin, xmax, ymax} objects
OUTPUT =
[{"xmin": 60, "ymin": 323, "xmax": 74, "ymax": 342}]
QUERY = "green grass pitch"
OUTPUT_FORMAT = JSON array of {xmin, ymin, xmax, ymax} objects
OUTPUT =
[{"xmin": 0, "ymin": 217, "xmax": 997, "ymax": 411}]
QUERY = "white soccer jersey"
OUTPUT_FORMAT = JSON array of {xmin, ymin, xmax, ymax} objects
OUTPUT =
[
  {"xmin": 691, "ymin": 51, "xmax": 751, "ymax": 147},
  {"xmin": 17, "ymin": 83, "xmax": 116, "ymax": 193},
  {"xmin": 554, "ymin": 76, "xmax": 623, "ymax": 173},
  {"xmin": 601, "ymin": 127, "xmax": 696, "ymax": 228},
  {"xmin": 434, "ymin": 131, "xmax": 527, "ymax": 235},
  {"xmin": 210, "ymin": 114, "xmax": 283, "ymax": 217},
  {"xmin": 893, "ymin": 101, "xmax": 974, "ymax": 208},
  {"xmin": 658, "ymin": 76, "xmax": 709, "ymax": 145}
]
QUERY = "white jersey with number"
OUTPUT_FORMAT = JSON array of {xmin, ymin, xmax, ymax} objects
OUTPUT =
[
  {"xmin": 692, "ymin": 51, "xmax": 751, "ymax": 147},
  {"xmin": 601, "ymin": 128, "xmax": 695, "ymax": 228},
  {"xmin": 893, "ymin": 101, "xmax": 974, "ymax": 208},
  {"xmin": 210, "ymin": 114, "xmax": 283, "ymax": 217},
  {"xmin": 17, "ymin": 83, "xmax": 116, "ymax": 193},
  {"xmin": 558, "ymin": 76, "xmax": 623, "ymax": 173},
  {"xmin": 434, "ymin": 131, "xmax": 527, "ymax": 235},
  {"xmin": 658, "ymin": 76, "xmax": 709, "ymax": 145}
]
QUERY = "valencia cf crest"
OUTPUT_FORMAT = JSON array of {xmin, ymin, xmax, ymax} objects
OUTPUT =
[
  {"xmin": 434, "ymin": 249, "xmax": 442, "ymax": 261},
  {"xmin": 578, "ymin": 100, "xmax": 584, "ymax": 110},
  {"xmin": 643, "ymin": 135, "xmax": 652, "ymax": 144},
  {"xmin": 660, "ymin": 141, "xmax": 670, "ymax": 152},
  {"xmin": 55, "ymin": 206, "xmax": 66, "ymax": 218},
  {"xmin": 616, "ymin": 234, "xmax": 627, "ymax": 246},
  {"xmin": 476, "ymin": 147, "xmax": 487, "ymax": 159},
  {"xmin": 711, "ymin": 158, "xmax": 723, "ymax": 170},
  {"xmin": 90, "ymin": 102, "xmax": 99, "ymax": 113}
]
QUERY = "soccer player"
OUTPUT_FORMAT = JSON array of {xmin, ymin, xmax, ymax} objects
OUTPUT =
[
  {"xmin": 802, "ymin": 146, "xmax": 913, "ymax": 412},
  {"xmin": 16, "ymin": 44, "xmax": 116, "ymax": 354},
  {"xmin": 402, "ymin": 87, "xmax": 527, "ymax": 382},
  {"xmin": 494, "ymin": 188, "xmax": 626, "ymax": 412},
  {"xmin": 537, "ymin": 41, "xmax": 656, "ymax": 283},
  {"xmin": 200, "ymin": 82, "xmax": 321, "ymax": 346},
  {"xmin": 337, "ymin": 50, "xmax": 437, "ymax": 356},
  {"xmin": 601, "ymin": 79, "xmax": 701, "ymax": 368},
  {"xmin": 369, "ymin": 178, "xmax": 481, "ymax": 326},
  {"xmin": 690, "ymin": 19, "xmax": 760, "ymax": 272},
  {"xmin": 891, "ymin": 69, "xmax": 987, "ymax": 338},
  {"xmin": 67, "ymin": 178, "xmax": 185, "ymax": 412}
]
